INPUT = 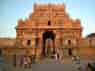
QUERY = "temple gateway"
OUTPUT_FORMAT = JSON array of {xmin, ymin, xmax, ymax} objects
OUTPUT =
[
  {"xmin": 0, "ymin": 3, "xmax": 95, "ymax": 67},
  {"xmin": 16, "ymin": 4, "xmax": 82, "ymax": 57}
]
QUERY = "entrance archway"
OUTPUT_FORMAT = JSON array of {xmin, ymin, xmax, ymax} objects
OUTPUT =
[
  {"xmin": 42, "ymin": 31, "xmax": 56, "ymax": 57},
  {"xmin": 68, "ymin": 48, "xmax": 72, "ymax": 56}
]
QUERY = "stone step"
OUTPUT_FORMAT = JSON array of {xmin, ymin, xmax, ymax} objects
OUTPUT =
[
  {"xmin": 3, "ymin": 64, "xmax": 77, "ymax": 71},
  {"xmin": 32, "ymin": 64, "xmax": 76, "ymax": 71},
  {"xmin": 39, "ymin": 57, "xmax": 72, "ymax": 64}
]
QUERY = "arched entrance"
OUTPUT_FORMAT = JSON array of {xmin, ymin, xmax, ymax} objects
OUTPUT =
[{"xmin": 42, "ymin": 31, "xmax": 56, "ymax": 57}]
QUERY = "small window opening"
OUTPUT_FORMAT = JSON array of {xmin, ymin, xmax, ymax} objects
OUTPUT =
[
  {"xmin": 13, "ymin": 54, "xmax": 16, "ymax": 66},
  {"xmin": 35, "ymin": 38, "xmax": 39, "ymax": 47},
  {"xmin": 68, "ymin": 40, "xmax": 71, "ymax": 45},
  {"xmin": 27, "ymin": 40, "xmax": 31, "ymax": 45},
  {"xmin": 68, "ymin": 48, "xmax": 72, "ymax": 56},
  {"xmin": 48, "ymin": 21, "xmax": 51, "ymax": 25}
]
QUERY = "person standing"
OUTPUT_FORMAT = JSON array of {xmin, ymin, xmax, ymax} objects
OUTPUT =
[
  {"xmin": 54, "ymin": 52, "xmax": 57, "ymax": 60},
  {"xmin": 27, "ymin": 56, "xmax": 31, "ymax": 68}
]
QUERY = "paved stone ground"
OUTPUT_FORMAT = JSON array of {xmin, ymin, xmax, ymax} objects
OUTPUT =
[
  {"xmin": 0, "ymin": 57, "xmax": 95, "ymax": 71},
  {"xmin": 32, "ymin": 64, "xmax": 76, "ymax": 71},
  {"xmin": 31, "ymin": 57, "xmax": 94, "ymax": 71}
]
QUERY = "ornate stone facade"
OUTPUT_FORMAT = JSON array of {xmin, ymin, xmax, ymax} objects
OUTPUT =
[
  {"xmin": 1, "ymin": 4, "xmax": 95, "ymax": 67},
  {"xmin": 16, "ymin": 4, "xmax": 82, "ymax": 57}
]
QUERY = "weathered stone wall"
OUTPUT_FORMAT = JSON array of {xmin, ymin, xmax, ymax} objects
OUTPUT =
[
  {"xmin": 79, "ymin": 38, "xmax": 95, "ymax": 48},
  {"xmin": 0, "ymin": 38, "xmax": 16, "ymax": 47},
  {"xmin": 16, "ymin": 4, "xmax": 82, "ymax": 51},
  {"xmin": 79, "ymin": 47, "xmax": 95, "ymax": 59}
]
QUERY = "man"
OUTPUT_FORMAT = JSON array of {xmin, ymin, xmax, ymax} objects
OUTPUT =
[{"xmin": 23, "ymin": 55, "xmax": 28, "ymax": 68}]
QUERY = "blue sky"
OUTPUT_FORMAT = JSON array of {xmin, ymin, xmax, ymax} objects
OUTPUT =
[{"xmin": 0, "ymin": 0, "xmax": 95, "ymax": 38}]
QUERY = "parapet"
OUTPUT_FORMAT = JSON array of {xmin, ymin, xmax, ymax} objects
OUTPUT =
[
  {"xmin": 34, "ymin": 3, "xmax": 65, "ymax": 12},
  {"xmin": 17, "ymin": 19, "xmax": 25, "ymax": 26},
  {"xmin": 75, "ymin": 19, "xmax": 81, "ymax": 24}
]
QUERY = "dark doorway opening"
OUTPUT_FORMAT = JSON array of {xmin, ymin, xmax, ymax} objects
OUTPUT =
[
  {"xmin": 48, "ymin": 21, "xmax": 51, "ymax": 25},
  {"xmin": 42, "ymin": 31, "xmax": 55, "ymax": 57},
  {"xmin": 27, "ymin": 40, "xmax": 31, "ymax": 46},
  {"xmin": 68, "ymin": 48, "xmax": 72, "ymax": 56},
  {"xmin": 68, "ymin": 40, "xmax": 71, "ymax": 45}
]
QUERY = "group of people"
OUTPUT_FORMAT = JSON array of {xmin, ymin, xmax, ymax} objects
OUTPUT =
[
  {"xmin": 20, "ymin": 55, "xmax": 35, "ymax": 68},
  {"xmin": 18, "ymin": 51, "xmax": 95, "ymax": 71},
  {"xmin": 71, "ymin": 55, "xmax": 95, "ymax": 71}
]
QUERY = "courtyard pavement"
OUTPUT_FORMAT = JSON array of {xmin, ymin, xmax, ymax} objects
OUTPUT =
[{"xmin": 0, "ymin": 56, "xmax": 95, "ymax": 71}]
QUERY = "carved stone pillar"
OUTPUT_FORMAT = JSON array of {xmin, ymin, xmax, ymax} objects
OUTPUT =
[{"xmin": 31, "ymin": 33, "xmax": 36, "ymax": 56}]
